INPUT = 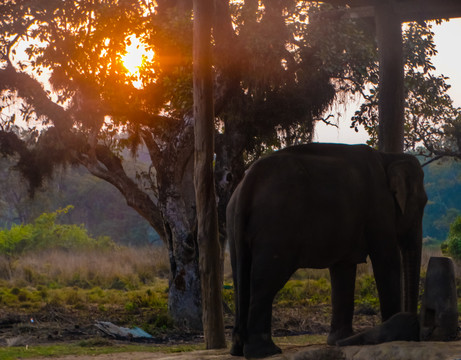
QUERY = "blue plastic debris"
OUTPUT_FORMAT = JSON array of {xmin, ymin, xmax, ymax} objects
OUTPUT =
[{"xmin": 95, "ymin": 321, "xmax": 153, "ymax": 341}]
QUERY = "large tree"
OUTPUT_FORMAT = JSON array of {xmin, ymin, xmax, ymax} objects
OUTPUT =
[
  {"xmin": 0, "ymin": 0, "xmax": 338, "ymax": 328},
  {"xmin": 1, "ymin": 0, "xmax": 204, "ymax": 328},
  {"xmin": 0, "ymin": 0, "xmax": 455, "ymax": 330}
]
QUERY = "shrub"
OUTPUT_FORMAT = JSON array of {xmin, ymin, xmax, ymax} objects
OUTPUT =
[
  {"xmin": 275, "ymin": 278, "xmax": 331, "ymax": 306},
  {"xmin": 0, "ymin": 223, "xmax": 34, "ymax": 256},
  {"xmin": 222, "ymin": 283, "xmax": 235, "ymax": 312},
  {"xmin": 355, "ymin": 274, "xmax": 379, "ymax": 315},
  {"xmin": 0, "ymin": 206, "xmax": 116, "ymax": 258},
  {"xmin": 441, "ymin": 216, "xmax": 461, "ymax": 260},
  {"xmin": 277, "ymin": 280, "xmax": 307, "ymax": 303}
]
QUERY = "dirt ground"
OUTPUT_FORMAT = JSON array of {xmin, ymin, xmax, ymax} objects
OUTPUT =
[
  {"xmin": 0, "ymin": 303, "xmax": 385, "ymax": 359},
  {"xmin": 0, "ymin": 304, "xmax": 207, "ymax": 347},
  {"xmin": 0, "ymin": 302, "xmax": 381, "ymax": 346},
  {"xmin": 2, "ymin": 306, "xmax": 461, "ymax": 360}
]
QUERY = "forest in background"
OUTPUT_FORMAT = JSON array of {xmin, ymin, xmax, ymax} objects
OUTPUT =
[
  {"xmin": 0, "ymin": 154, "xmax": 160, "ymax": 247},
  {"xmin": 423, "ymin": 157, "xmax": 461, "ymax": 245},
  {"xmin": 0, "ymin": 151, "xmax": 459, "ymax": 248}
]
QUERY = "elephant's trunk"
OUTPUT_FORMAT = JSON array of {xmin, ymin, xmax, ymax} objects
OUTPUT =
[{"xmin": 401, "ymin": 228, "xmax": 422, "ymax": 314}]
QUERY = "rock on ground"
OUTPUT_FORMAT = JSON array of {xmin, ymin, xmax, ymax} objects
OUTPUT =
[{"xmin": 292, "ymin": 341, "xmax": 461, "ymax": 360}]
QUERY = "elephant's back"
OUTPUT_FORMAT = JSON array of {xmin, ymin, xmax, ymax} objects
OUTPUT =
[{"xmin": 240, "ymin": 152, "xmax": 369, "ymax": 268}]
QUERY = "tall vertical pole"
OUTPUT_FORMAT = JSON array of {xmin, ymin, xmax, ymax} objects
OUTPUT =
[
  {"xmin": 375, "ymin": 0, "xmax": 405, "ymax": 153},
  {"xmin": 193, "ymin": 0, "xmax": 227, "ymax": 349}
]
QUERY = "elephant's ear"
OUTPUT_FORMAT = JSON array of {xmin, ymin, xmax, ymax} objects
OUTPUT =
[{"xmin": 388, "ymin": 161, "xmax": 408, "ymax": 214}]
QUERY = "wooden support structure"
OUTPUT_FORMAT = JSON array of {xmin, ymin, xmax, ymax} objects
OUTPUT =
[
  {"xmin": 192, "ymin": 0, "xmax": 227, "ymax": 349},
  {"xmin": 324, "ymin": 0, "xmax": 461, "ymax": 153},
  {"xmin": 327, "ymin": 0, "xmax": 461, "ymax": 21},
  {"xmin": 375, "ymin": 0, "xmax": 405, "ymax": 153}
]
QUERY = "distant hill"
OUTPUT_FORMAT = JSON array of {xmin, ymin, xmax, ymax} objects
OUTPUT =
[{"xmin": 423, "ymin": 157, "xmax": 461, "ymax": 245}]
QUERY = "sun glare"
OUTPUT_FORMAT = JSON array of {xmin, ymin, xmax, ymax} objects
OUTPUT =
[{"xmin": 121, "ymin": 35, "xmax": 154, "ymax": 87}]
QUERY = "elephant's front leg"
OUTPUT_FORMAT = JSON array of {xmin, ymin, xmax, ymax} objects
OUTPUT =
[
  {"xmin": 370, "ymin": 245, "xmax": 401, "ymax": 321},
  {"xmin": 327, "ymin": 262, "xmax": 357, "ymax": 345}
]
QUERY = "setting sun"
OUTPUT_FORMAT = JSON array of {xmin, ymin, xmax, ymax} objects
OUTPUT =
[{"xmin": 121, "ymin": 35, "xmax": 154, "ymax": 87}]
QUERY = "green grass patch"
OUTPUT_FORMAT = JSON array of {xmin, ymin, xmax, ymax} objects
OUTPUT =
[
  {"xmin": 0, "ymin": 342, "xmax": 205, "ymax": 360},
  {"xmin": 0, "ymin": 279, "xmax": 169, "ymax": 308},
  {"xmin": 0, "ymin": 336, "xmax": 325, "ymax": 360},
  {"xmin": 275, "ymin": 278, "xmax": 331, "ymax": 306}
]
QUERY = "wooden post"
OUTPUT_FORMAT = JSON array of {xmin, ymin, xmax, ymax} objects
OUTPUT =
[
  {"xmin": 375, "ymin": 0, "xmax": 405, "ymax": 153},
  {"xmin": 192, "ymin": 0, "xmax": 227, "ymax": 349}
]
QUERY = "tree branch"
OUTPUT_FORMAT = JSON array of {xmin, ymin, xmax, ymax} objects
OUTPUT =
[
  {"xmin": 0, "ymin": 65, "xmax": 166, "ymax": 239},
  {"xmin": 79, "ymin": 144, "xmax": 166, "ymax": 240},
  {"xmin": 421, "ymin": 155, "xmax": 444, "ymax": 167},
  {"xmin": 0, "ymin": 64, "xmax": 72, "ymax": 130}
]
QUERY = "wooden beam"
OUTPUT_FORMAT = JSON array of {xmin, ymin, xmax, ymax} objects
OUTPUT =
[
  {"xmin": 324, "ymin": 0, "xmax": 369, "ymax": 7},
  {"xmin": 322, "ymin": 0, "xmax": 461, "ymax": 21},
  {"xmin": 397, "ymin": 1, "xmax": 461, "ymax": 21}
]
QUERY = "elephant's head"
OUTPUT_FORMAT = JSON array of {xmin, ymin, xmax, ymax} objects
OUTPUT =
[{"xmin": 386, "ymin": 154, "xmax": 428, "ymax": 314}]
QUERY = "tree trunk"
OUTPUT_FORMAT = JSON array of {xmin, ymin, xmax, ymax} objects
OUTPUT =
[
  {"xmin": 147, "ymin": 119, "xmax": 203, "ymax": 330},
  {"xmin": 215, "ymin": 130, "xmax": 246, "ymax": 244},
  {"xmin": 162, "ymin": 192, "xmax": 202, "ymax": 330},
  {"xmin": 375, "ymin": 0, "xmax": 404, "ymax": 153},
  {"xmin": 193, "ymin": 0, "xmax": 226, "ymax": 349}
]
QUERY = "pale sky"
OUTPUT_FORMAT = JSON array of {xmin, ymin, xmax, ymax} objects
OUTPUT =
[{"xmin": 315, "ymin": 18, "xmax": 461, "ymax": 144}]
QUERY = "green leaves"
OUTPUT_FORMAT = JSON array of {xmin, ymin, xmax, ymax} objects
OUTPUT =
[
  {"xmin": 0, "ymin": 223, "xmax": 33, "ymax": 257},
  {"xmin": 441, "ymin": 216, "xmax": 461, "ymax": 260},
  {"xmin": 0, "ymin": 205, "xmax": 116, "ymax": 257}
]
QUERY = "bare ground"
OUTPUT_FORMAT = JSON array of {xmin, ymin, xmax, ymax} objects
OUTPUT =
[
  {"xmin": 2, "ymin": 305, "xmax": 461, "ymax": 360},
  {"xmin": 0, "ymin": 301, "xmax": 382, "ymax": 345},
  {"xmin": 0, "ymin": 302, "xmax": 385, "ymax": 359}
]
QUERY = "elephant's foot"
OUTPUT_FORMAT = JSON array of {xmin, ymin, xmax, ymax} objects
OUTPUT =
[
  {"xmin": 230, "ymin": 340, "xmax": 244, "ymax": 357},
  {"xmin": 230, "ymin": 332, "xmax": 245, "ymax": 356},
  {"xmin": 243, "ymin": 335, "xmax": 281, "ymax": 359},
  {"xmin": 327, "ymin": 328, "xmax": 354, "ymax": 345}
]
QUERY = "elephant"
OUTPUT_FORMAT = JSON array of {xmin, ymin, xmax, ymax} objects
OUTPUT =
[{"xmin": 226, "ymin": 143, "xmax": 427, "ymax": 359}]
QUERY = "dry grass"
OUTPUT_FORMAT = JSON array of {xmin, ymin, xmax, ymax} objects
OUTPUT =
[
  {"xmin": 0, "ymin": 244, "xmax": 452, "ymax": 296},
  {"xmin": 0, "ymin": 246, "xmax": 170, "ymax": 288},
  {"xmin": 421, "ymin": 247, "xmax": 444, "ymax": 270},
  {"xmin": 224, "ymin": 246, "xmax": 447, "ymax": 284}
]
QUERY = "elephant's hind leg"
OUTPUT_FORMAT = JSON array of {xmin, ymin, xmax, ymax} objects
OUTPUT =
[
  {"xmin": 244, "ymin": 262, "xmax": 292, "ymax": 359},
  {"xmin": 230, "ymin": 244, "xmax": 250, "ymax": 356},
  {"xmin": 328, "ymin": 262, "xmax": 357, "ymax": 345}
]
